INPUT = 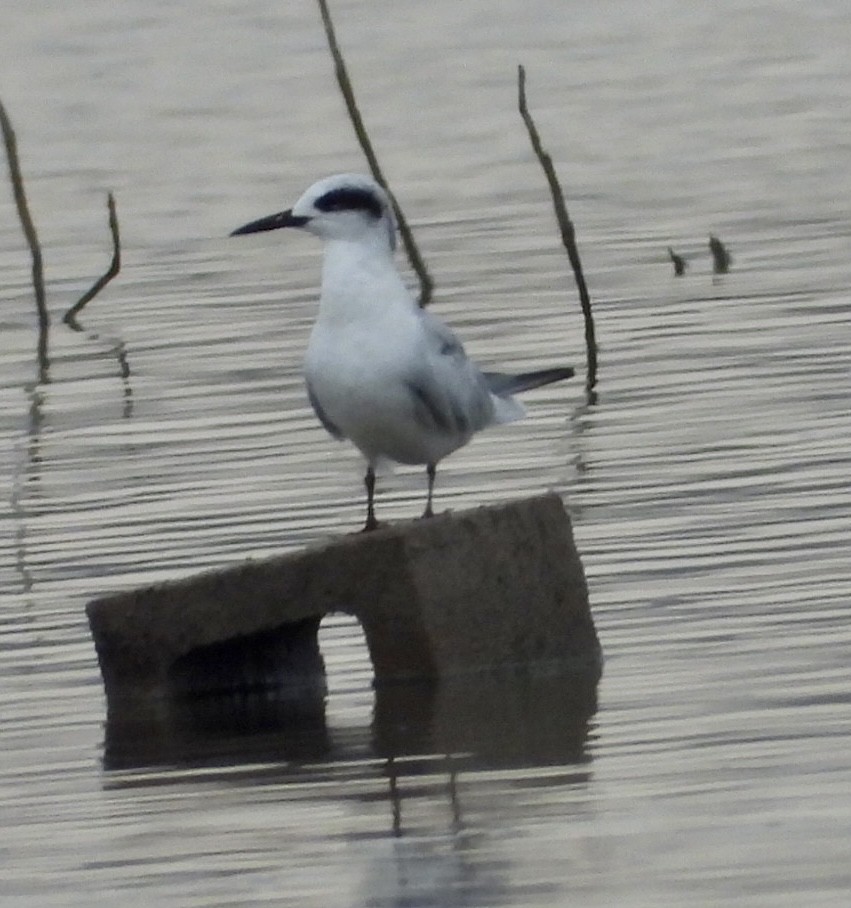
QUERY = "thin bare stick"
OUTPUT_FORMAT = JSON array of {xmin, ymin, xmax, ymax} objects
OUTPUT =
[
  {"xmin": 0, "ymin": 98, "xmax": 49, "ymax": 382},
  {"xmin": 315, "ymin": 0, "xmax": 433, "ymax": 306},
  {"xmin": 517, "ymin": 65, "xmax": 597, "ymax": 390},
  {"xmin": 708, "ymin": 234, "xmax": 731, "ymax": 274},
  {"xmin": 64, "ymin": 191, "xmax": 121, "ymax": 330}
]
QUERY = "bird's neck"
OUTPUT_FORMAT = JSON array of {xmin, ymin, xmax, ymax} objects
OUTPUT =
[{"xmin": 318, "ymin": 238, "xmax": 414, "ymax": 326}]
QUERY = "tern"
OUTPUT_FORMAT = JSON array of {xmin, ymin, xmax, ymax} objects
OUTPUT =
[{"xmin": 231, "ymin": 173, "xmax": 574, "ymax": 530}]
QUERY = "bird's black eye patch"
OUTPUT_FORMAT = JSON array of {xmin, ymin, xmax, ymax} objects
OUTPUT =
[{"xmin": 314, "ymin": 186, "xmax": 384, "ymax": 220}]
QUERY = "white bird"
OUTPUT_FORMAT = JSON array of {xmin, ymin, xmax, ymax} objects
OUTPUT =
[{"xmin": 231, "ymin": 173, "xmax": 574, "ymax": 530}]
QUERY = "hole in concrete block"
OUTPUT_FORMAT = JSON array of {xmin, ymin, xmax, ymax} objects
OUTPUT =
[
  {"xmin": 168, "ymin": 617, "xmax": 327, "ymax": 702},
  {"xmin": 318, "ymin": 613, "xmax": 376, "ymax": 720}
]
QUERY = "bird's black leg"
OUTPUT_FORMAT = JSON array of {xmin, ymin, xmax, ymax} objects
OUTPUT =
[
  {"xmin": 363, "ymin": 465, "xmax": 379, "ymax": 532},
  {"xmin": 422, "ymin": 463, "xmax": 436, "ymax": 519}
]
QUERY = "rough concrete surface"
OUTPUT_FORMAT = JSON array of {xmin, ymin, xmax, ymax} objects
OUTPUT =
[{"xmin": 86, "ymin": 493, "xmax": 601, "ymax": 708}]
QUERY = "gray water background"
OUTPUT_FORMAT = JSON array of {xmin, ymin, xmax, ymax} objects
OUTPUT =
[{"xmin": 1, "ymin": 1, "xmax": 850, "ymax": 905}]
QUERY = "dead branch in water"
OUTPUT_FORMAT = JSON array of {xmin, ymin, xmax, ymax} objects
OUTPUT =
[
  {"xmin": 709, "ymin": 234, "xmax": 731, "ymax": 274},
  {"xmin": 0, "ymin": 98, "xmax": 50, "ymax": 382},
  {"xmin": 315, "ymin": 0, "xmax": 433, "ymax": 306},
  {"xmin": 517, "ymin": 65, "xmax": 597, "ymax": 391},
  {"xmin": 668, "ymin": 246, "xmax": 687, "ymax": 276},
  {"xmin": 64, "ymin": 191, "xmax": 121, "ymax": 330}
]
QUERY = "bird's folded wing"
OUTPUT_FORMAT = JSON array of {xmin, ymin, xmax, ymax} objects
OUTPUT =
[{"xmin": 407, "ymin": 309, "xmax": 497, "ymax": 434}]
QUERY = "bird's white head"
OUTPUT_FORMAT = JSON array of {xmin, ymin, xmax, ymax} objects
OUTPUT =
[{"xmin": 231, "ymin": 173, "xmax": 397, "ymax": 252}]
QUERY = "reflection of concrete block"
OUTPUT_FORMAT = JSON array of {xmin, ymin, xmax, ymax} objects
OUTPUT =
[{"xmin": 86, "ymin": 493, "xmax": 600, "ymax": 709}]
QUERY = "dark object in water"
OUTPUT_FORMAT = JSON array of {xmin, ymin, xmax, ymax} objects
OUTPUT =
[
  {"xmin": 709, "ymin": 235, "xmax": 732, "ymax": 273},
  {"xmin": 667, "ymin": 246, "xmax": 687, "ymax": 276}
]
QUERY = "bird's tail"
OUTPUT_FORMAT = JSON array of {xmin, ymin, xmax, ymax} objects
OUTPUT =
[
  {"xmin": 484, "ymin": 367, "xmax": 574, "ymax": 425},
  {"xmin": 484, "ymin": 367, "xmax": 575, "ymax": 397}
]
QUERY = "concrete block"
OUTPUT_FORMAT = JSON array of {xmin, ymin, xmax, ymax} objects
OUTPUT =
[{"xmin": 86, "ymin": 493, "xmax": 601, "ymax": 712}]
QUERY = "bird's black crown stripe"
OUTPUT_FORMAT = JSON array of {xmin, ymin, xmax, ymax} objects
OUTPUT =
[{"xmin": 314, "ymin": 186, "xmax": 384, "ymax": 220}]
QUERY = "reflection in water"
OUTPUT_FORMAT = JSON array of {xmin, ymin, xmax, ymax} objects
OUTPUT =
[
  {"xmin": 103, "ymin": 670, "xmax": 597, "ymax": 781},
  {"xmin": 104, "ymin": 688, "xmax": 332, "ymax": 771},
  {"xmin": 11, "ymin": 329, "xmax": 133, "ymax": 596},
  {"xmin": 85, "ymin": 331, "xmax": 135, "ymax": 419},
  {"xmin": 359, "ymin": 795, "xmax": 514, "ymax": 908},
  {"xmin": 115, "ymin": 339, "xmax": 134, "ymax": 420},
  {"xmin": 25, "ymin": 385, "xmax": 44, "ymax": 474},
  {"xmin": 11, "ymin": 384, "xmax": 45, "ymax": 595},
  {"xmin": 103, "ymin": 670, "xmax": 596, "ymax": 907},
  {"xmin": 360, "ymin": 674, "xmax": 596, "ymax": 908},
  {"xmin": 373, "ymin": 673, "xmax": 596, "ymax": 771}
]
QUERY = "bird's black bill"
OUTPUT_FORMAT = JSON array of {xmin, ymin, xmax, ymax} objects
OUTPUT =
[{"xmin": 230, "ymin": 209, "xmax": 310, "ymax": 236}]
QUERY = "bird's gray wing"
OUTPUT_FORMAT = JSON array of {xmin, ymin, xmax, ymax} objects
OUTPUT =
[
  {"xmin": 405, "ymin": 310, "xmax": 495, "ymax": 435},
  {"xmin": 306, "ymin": 378, "xmax": 345, "ymax": 440}
]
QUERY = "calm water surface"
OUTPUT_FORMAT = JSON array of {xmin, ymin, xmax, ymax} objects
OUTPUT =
[{"xmin": 2, "ymin": 1, "xmax": 850, "ymax": 905}]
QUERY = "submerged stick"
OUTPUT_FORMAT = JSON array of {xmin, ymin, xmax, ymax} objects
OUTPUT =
[
  {"xmin": 315, "ymin": 0, "xmax": 433, "ymax": 306},
  {"xmin": 517, "ymin": 65, "xmax": 597, "ymax": 390},
  {"xmin": 668, "ymin": 246, "xmax": 687, "ymax": 276},
  {"xmin": 708, "ymin": 234, "xmax": 731, "ymax": 274},
  {"xmin": 64, "ymin": 191, "xmax": 121, "ymax": 330},
  {"xmin": 0, "ymin": 98, "xmax": 49, "ymax": 382}
]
